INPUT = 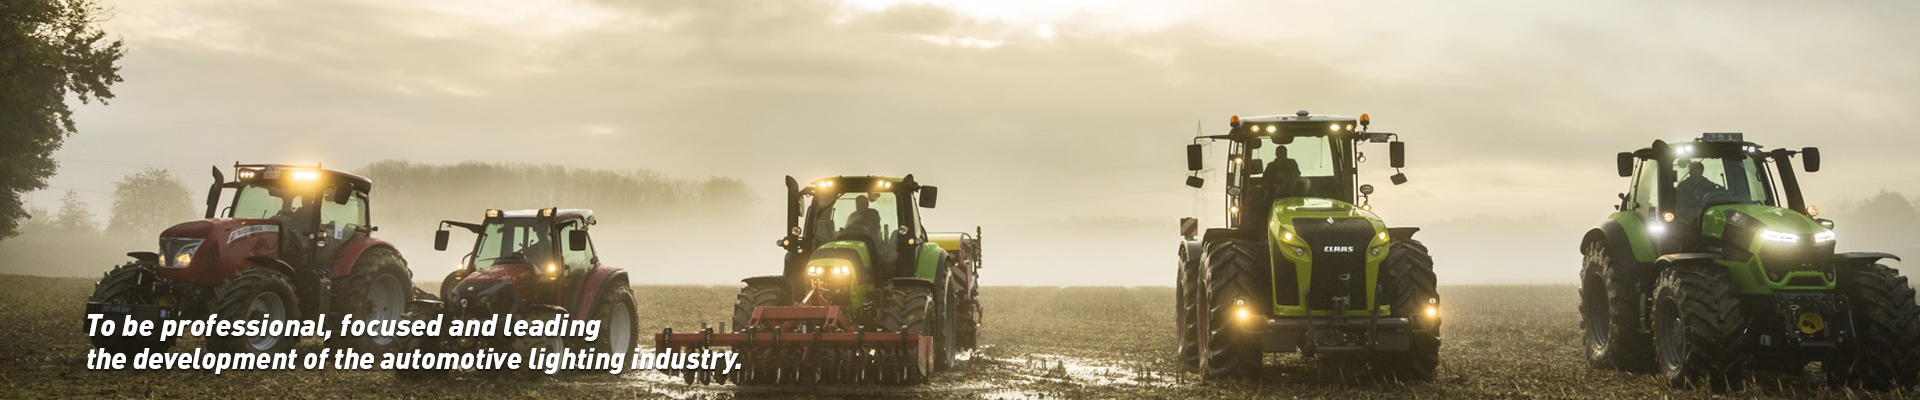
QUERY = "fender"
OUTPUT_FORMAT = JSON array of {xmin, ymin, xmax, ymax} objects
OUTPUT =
[
  {"xmin": 1201, "ymin": 227, "xmax": 1258, "ymax": 245},
  {"xmin": 330, "ymin": 237, "xmax": 402, "ymax": 279},
  {"xmin": 888, "ymin": 277, "xmax": 935, "ymax": 290},
  {"xmin": 1583, "ymin": 218, "xmax": 1650, "ymax": 265},
  {"xmin": 1386, "ymin": 227, "xmax": 1421, "ymax": 241},
  {"xmin": 1181, "ymin": 240, "xmax": 1205, "ymax": 264},
  {"xmin": 572, "ymin": 266, "xmax": 628, "ymax": 321},
  {"xmin": 1653, "ymin": 253, "xmax": 1720, "ymax": 270},
  {"xmin": 247, "ymin": 256, "xmax": 328, "ymax": 318},
  {"xmin": 1835, "ymin": 252, "xmax": 1902, "ymax": 269}
]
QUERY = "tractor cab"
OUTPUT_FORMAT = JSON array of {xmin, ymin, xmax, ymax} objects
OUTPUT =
[
  {"xmin": 433, "ymin": 208, "xmax": 600, "ymax": 316},
  {"xmin": 1185, "ymin": 111, "xmax": 1408, "ymax": 229},
  {"xmin": 774, "ymin": 175, "xmax": 939, "ymax": 308},
  {"xmin": 157, "ymin": 164, "xmax": 373, "ymax": 284}
]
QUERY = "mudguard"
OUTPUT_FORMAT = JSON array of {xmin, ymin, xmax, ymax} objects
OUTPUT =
[
  {"xmin": 1386, "ymin": 227, "xmax": 1421, "ymax": 241},
  {"xmin": 330, "ymin": 237, "xmax": 402, "ymax": 279},
  {"xmin": 888, "ymin": 277, "xmax": 935, "ymax": 290},
  {"xmin": 1835, "ymin": 252, "xmax": 1902, "ymax": 268},
  {"xmin": 1654, "ymin": 252, "xmax": 1720, "ymax": 269},
  {"xmin": 1201, "ymin": 227, "xmax": 1259, "ymax": 244},
  {"xmin": 573, "ymin": 266, "xmax": 628, "ymax": 321}
]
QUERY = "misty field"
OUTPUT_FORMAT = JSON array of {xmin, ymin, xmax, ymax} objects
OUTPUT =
[{"xmin": 1, "ymin": 275, "xmax": 1914, "ymax": 399}]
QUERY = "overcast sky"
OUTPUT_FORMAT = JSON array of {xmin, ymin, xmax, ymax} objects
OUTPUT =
[{"xmin": 26, "ymin": 0, "xmax": 1920, "ymax": 285}]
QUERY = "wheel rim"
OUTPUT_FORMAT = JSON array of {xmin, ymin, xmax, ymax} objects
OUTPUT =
[
  {"xmin": 245, "ymin": 291, "xmax": 287, "ymax": 351},
  {"xmin": 606, "ymin": 301, "xmax": 634, "ymax": 353},
  {"xmin": 368, "ymin": 274, "xmax": 405, "ymax": 346},
  {"xmin": 1653, "ymin": 298, "xmax": 1683, "ymax": 371}
]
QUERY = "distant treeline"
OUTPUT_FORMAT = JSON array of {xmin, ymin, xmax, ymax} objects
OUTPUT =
[{"xmin": 355, "ymin": 160, "xmax": 756, "ymax": 225}]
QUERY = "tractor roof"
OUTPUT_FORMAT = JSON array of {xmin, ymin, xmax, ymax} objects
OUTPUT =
[
  {"xmin": 232, "ymin": 163, "xmax": 372, "ymax": 192},
  {"xmin": 1237, "ymin": 113, "xmax": 1359, "ymax": 124},
  {"xmin": 489, "ymin": 208, "xmax": 596, "ymax": 225},
  {"xmin": 1632, "ymin": 133, "xmax": 1764, "ymax": 154}
]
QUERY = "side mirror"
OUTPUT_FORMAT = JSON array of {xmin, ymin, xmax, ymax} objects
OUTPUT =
[
  {"xmin": 919, "ymin": 186, "xmax": 938, "ymax": 208},
  {"xmin": 205, "ymin": 166, "xmax": 225, "ymax": 219},
  {"xmin": 1359, "ymin": 184, "xmax": 1375, "ymax": 195},
  {"xmin": 1801, "ymin": 147, "xmax": 1820, "ymax": 172},
  {"xmin": 1389, "ymin": 142, "xmax": 1406, "ymax": 168},
  {"xmin": 332, "ymin": 185, "xmax": 353, "ymax": 205},
  {"xmin": 568, "ymin": 229, "xmax": 589, "ymax": 251},
  {"xmin": 1616, "ymin": 152, "xmax": 1635, "ymax": 177},
  {"xmin": 433, "ymin": 230, "xmax": 450, "ymax": 251},
  {"xmin": 1390, "ymin": 172, "xmax": 1409, "ymax": 185},
  {"xmin": 1244, "ymin": 159, "xmax": 1264, "ymax": 175},
  {"xmin": 1185, "ymin": 176, "xmax": 1205, "ymax": 188},
  {"xmin": 1186, "ymin": 144, "xmax": 1204, "ymax": 171}
]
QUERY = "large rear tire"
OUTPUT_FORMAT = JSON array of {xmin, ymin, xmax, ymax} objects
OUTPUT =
[
  {"xmin": 1827, "ymin": 263, "xmax": 1920, "ymax": 390},
  {"xmin": 1580, "ymin": 241, "xmax": 1655, "ymax": 371},
  {"xmin": 731, "ymin": 283, "xmax": 786, "ymax": 331},
  {"xmin": 1650, "ymin": 266, "xmax": 1747, "ymax": 389},
  {"xmin": 330, "ymin": 247, "xmax": 411, "ymax": 353},
  {"xmin": 588, "ymin": 285, "xmax": 641, "ymax": 358},
  {"xmin": 1371, "ymin": 239, "xmax": 1440, "ymax": 381},
  {"xmin": 88, "ymin": 264, "xmax": 176, "ymax": 355},
  {"xmin": 1176, "ymin": 243, "xmax": 1201, "ymax": 369},
  {"xmin": 206, "ymin": 268, "xmax": 302, "ymax": 354},
  {"xmin": 1199, "ymin": 238, "xmax": 1264, "ymax": 381}
]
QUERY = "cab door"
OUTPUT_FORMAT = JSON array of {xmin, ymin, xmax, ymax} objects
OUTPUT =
[
  {"xmin": 315, "ymin": 187, "xmax": 369, "ymax": 268},
  {"xmin": 559, "ymin": 221, "xmax": 596, "ymax": 302}
]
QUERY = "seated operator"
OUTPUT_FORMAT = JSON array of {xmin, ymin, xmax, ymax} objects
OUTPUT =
[
  {"xmin": 1674, "ymin": 161, "xmax": 1724, "ymax": 226},
  {"xmin": 1265, "ymin": 146, "xmax": 1304, "ymax": 198}
]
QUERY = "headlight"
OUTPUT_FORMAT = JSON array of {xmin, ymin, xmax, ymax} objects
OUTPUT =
[
  {"xmin": 290, "ymin": 169, "xmax": 320, "ymax": 181},
  {"xmin": 1425, "ymin": 305, "xmax": 1439, "ymax": 318},
  {"xmin": 833, "ymin": 265, "xmax": 850, "ymax": 275},
  {"xmin": 1813, "ymin": 230, "xmax": 1835, "ymax": 242},
  {"xmin": 807, "ymin": 266, "xmax": 822, "ymax": 276},
  {"xmin": 1760, "ymin": 230, "xmax": 1799, "ymax": 243},
  {"xmin": 1281, "ymin": 231, "xmax": 1295, "ymax": 243},
  {"xmin": 174, "ymin": 251, "xmax": 193, "ymax": 267}
]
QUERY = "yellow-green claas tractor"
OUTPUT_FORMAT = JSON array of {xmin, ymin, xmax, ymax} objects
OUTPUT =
[
  {"xmin": 654, "ymin": 175, "xmax": 982, "ymax": 385},
  {"xmin": 1175, "ymin": 111, "xmax": 1441, "ymax": 381}
]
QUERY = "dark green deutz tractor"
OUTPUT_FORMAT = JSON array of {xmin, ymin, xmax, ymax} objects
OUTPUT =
[
  {"xmin": 1581, "ymin": 133, "xmax": 1920, "ymax": 389},
  {"xmin": 1175, "ymin": 111, "xmax": 1441, "ymax": 381},
  {"xmin": 655, "ymin": 175, "xmax": 983, "ymax": 385}
]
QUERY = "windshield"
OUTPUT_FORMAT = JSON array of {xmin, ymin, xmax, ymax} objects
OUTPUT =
[
  {"xmin": 229, "ymin": 184, "xmax": 311, "ymax": 220},
  {"xmin": 473, "ymin": 218, "xmax": 555, "ymax": 268},
  {"xmin": 1251, "ymin": 135, "xmax": 1351, "ymax": 201},
  {"xmin": 1672, "ymin": 155, "xmax": 1771, "ymax": 220},
  {"xmin": 805, "ymin": 192, "xmax": 900, "ymax": 246}
]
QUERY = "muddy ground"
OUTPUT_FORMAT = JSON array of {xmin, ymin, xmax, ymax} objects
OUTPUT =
[{"xmin": 1, "ymin": 275, "xmax": 1913, "ymax": 399}]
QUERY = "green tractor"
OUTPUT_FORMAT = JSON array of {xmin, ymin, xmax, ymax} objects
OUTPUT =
[
  {"xmin": 1176, "ymin": 111, "xmax": 1441, "ymax": 381},
  {"xmin": 1580, "ymin": 133, "xmax": 1920, "ymax": 389},
  {"xmin": 655, "ymin": 175, "xmax": 983, "ymax": 385}
]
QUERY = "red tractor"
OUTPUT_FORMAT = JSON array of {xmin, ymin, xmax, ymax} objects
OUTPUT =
[
  {"xmin": 86, "ymin": 164, "xmax": 414, "ymax": 354},
  {"xmin": 396, "ymin": 208, "xmax": 638, "ymax": 379}
]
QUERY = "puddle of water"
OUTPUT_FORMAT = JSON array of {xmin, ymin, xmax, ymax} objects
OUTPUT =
[{"xmin": 994, "ymin": 353, "xmax": 1177, "ymax": 388}]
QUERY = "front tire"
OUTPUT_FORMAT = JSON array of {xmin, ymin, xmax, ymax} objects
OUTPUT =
[
  {"xmin": 88, "ymin": 264, "xmax": 176, "ymax": 354},
  {"xmin": 1199, "ymin": 238, "xmax": 1264, "ymax": 381},
  {"xmin": 1372, "ymin": 239, "xmax": 1440, "ymax": 381},
  {"xmin": 330, "ymin": 248, "xmax": 412, "ymax": 353},
  {"xmin": 1580, "ymin": 241, "xmax": 1655, "ymax": 371},
  {"xmin": 874, "ymin": 285, "xmax": 935, "ymax": 384},
  {"xmin": 1650, "ymin": 266, "xmax": 1747, "ymax": 389},
  {"xmin": 207, "ymin": 268, "xmax": 302, "ymax": 354},
  {"xmin": 1826, "ymin": 263, "xmax": 1920, "ymax": 390},
  {"xmin": 731, "ymin": 282, "xmax": 787, "ymax": 331},
  {"xmin": 501, "ymin": 306, "xmax": 566, "ymax": 380},
  {"xmin": 394, "ymin": 301, "xmax": 450, "ymax": 380},
  {"xmin": 1176, "ymin": 243, "xmax": 1201, "ymax": 369}
]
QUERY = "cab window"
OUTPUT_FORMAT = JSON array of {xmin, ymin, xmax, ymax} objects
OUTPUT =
[
  {"xmin": 1631, "ymin": 159, "xmax": 1659, "ymax": 213},
  {"xmin": 321, "ymin": 190, "xmax": 368, "ymax": 234}
]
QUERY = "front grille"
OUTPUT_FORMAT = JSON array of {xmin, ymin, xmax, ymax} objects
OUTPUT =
[
  {"xmin": 1758, "ymin": 238, "xmax": 1834, "ymax": 280},
  {"xmin": 1294, "ymin": 218, "xmax": 1375, "ymax": 310}
]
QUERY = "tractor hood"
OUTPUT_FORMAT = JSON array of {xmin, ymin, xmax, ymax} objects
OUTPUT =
[
  {"xmin": 1706, "ymin": 203, "xmax": 1837, "ymax": 285},
  {"xmin": 153, "ymin": 218, "xmax": 282, "ymax": 284},
  {"xmin": 448, "ymin": 263, "xmax": 537, "ymax": 316},
  {"xmin": 806, "ymin": 241, "xmax": 870, "ymax": 280},
  {"xmin": 1268, "ymin": 198, "xmax": 1382, "ymax": 224},
  {"xmin": 1708, "ymin": 204, "xmax": 1824, "ymax": 235}
]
